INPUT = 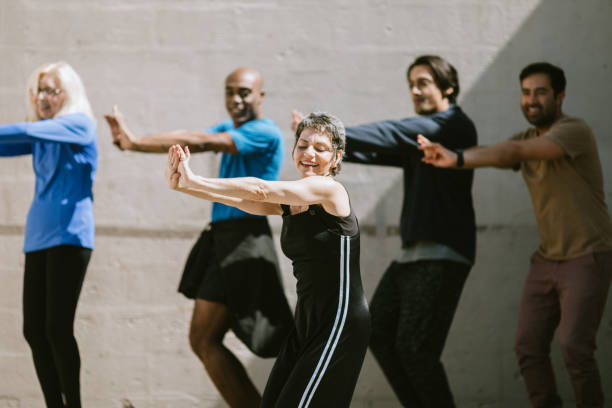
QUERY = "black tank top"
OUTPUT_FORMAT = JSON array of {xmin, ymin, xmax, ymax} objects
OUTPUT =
[
  {"xmin": 280, "ymin": 203, "xmax": 359, "ymax": 278},
  {"xmin": 280, "ymin": 203, "xmax": 367, "ymax": 340}
]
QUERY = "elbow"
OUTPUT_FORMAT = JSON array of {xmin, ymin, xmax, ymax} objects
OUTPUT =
[
  {"xmin": 498, "ymin": 143, "xmax": 523, "ymax": 167},
  {"xmin": 183, "ymin": 135, "xmax": 206, "ymax": 152},
  {"xmin": 249, "ymin": 179, "xmax": 270, "ymax": 201}
]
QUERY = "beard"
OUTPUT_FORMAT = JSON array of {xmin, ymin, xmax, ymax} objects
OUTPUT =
[{"xmin": 521, "ymin": 103, "xmax": 558, "ymax": 128}]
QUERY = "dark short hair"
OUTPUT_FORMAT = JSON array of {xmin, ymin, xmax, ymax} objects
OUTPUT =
[
  {"xmin": 294, "ymin": 112, "xmax": 346, "ymax": 176},
  {"xmin": 407, "ymin": 55, "xmax": 460, "ymax": 103},
  {"xmin": 519, "ymin": 62, "xmax": 566, "ymax": 96}
]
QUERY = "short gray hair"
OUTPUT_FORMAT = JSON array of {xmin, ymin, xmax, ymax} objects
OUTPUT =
[{"xmin": 294, "ymin": 112, "xmax": 346, "ymax": 176}]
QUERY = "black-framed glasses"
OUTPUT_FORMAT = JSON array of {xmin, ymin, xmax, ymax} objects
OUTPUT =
[{"xmin": 37, "ymin": 87, "xmax": 62, "ymax": 97}]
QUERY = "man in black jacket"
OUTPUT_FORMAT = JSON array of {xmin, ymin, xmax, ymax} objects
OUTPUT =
[{"xmin": 293, "ymin": 55, "xmax": 477, "ymax": 407}]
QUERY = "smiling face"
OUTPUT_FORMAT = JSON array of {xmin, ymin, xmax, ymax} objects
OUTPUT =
[
  {"xmin": 408, "ymin": 64, "xmax": 451, "ymax": 115},
  {"xmin": 224, "ymin": 68, "xmax": 264, "ymax": 127},
  {"xmin": 34, "ymin": 72, "xmax": 65, "ymax": 120},
  {"xmin": 293, "ymin": 127, "xmax": 341, "ymax": 178},
  {"xmin": 520, "ymin": 73, "xmax": 564, "ymax": 130}
]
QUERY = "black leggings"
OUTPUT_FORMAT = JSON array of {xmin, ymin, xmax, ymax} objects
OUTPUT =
[
  {"xmin": 369, "ymin": 260, "xmax": 469, "ymax": 408},
  {"xmin": 23, "ymin": 245, "xmax": 91, "ymax": 408}
]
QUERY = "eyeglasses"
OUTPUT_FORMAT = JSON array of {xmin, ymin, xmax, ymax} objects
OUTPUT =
[{"xmin": 37, "ymin": 87, "xmax": 62, "ymax": 97}]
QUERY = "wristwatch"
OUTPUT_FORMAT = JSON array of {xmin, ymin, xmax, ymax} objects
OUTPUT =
[{"xmin": 455, "ymin": 149, "xmax": 464, "ymax": 168}]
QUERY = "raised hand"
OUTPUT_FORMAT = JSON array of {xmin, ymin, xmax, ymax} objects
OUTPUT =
[
  {"xmin": 103, "ymin": 105, "xmax": 137, "ymax": 150},
  {"xmin": 165, "ymin": 146, "xmax": 181, "ymax": 189},
  {"xmin": 170, "ymin": 145, "xmax": 195, "ymax": 189},
  {"xmin": 417, "ymin": 134, "xmax": 458, "ymax": 168},
  {"xmin": 290, "ymin": 110, "xmax": 305, "ymax": 133}
]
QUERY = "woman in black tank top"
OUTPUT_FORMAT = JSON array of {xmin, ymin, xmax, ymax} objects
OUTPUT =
[{"xmin": 166, "ymin": 112, "xmax": 371, "ymax": 407}]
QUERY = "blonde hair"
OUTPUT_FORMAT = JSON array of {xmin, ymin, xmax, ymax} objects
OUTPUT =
[{"xmin": 25, "ymin": 61, "xmax": 94, "ymax": 122}]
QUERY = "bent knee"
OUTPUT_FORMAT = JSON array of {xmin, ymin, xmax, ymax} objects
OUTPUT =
[
  {"xmin": 23, "ymin": 323, "xmax": 45, "ymax": 347},
  {"xmin": 559, "ymin": 337, "xmax": 595, "ymax": 364},
  {"xmin": 45, "ymin": 320, "xmax": 75, "ymax": 345},
  {"xmin": 404, "ymin": 350, "xmax": 440, "ymax": 364},
  {"xmin": 514, "ymin": 329, "xmax": 552, "ymax": 358}
]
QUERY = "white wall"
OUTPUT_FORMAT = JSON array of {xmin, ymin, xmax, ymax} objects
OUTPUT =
[{"xmin": 1, "ymin": 0, "xmax": 611, "ymax": 406}]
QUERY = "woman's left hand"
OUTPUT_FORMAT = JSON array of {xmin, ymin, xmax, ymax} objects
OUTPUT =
[{"xmin": 170, "ymin": 145, "xmax": 195, "ymax": 189}]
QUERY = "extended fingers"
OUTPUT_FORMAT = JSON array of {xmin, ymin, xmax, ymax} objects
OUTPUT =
[
  {"xmin": 167, "ymin": 147, "xmax": 174, "ymax": 166},
  {"xmin": 103, "ymin": 114, "xmax": 117, "ymax": 126},
  {"xmin": 103, "ymin": 114, "xmax": 120, "ymax": 138},
  {"xmin": 416, "ymin": 135, "xmax": 441, "ymax": 157},
  {"xmin": 290, "ymin": 110, "xmax": 304, "ymax": 132},
  {"xmin": 113, "ymin": 105, "xmax": 130, "ymax": 130},
  {"xmin": 417, "ymin": 134, "xmax": 432, "ymax": 148},
  {"xmin": 291, "ymin": 109, "xmax": 304, "ymax": 120},
  {"xmin": 174, "ymin": 145, "xmax": 187, "ymax": 161},
  {"xmin": 167, "ymin": 145, "xmax": 181, "ymax": 170}
]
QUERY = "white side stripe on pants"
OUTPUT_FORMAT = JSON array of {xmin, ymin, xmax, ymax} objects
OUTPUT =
[{"xmin": 298, "ymin": 235, "xmax": 351, "ymax": 408}]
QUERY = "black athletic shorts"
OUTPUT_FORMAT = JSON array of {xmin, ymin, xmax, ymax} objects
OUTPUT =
[{"xmin": 179, "ymin": 217, "xmax": 294, "ymax": 358}]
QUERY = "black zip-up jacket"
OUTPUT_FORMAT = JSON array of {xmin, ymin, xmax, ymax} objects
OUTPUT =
[{"xmin": 344, "ymin": 105, "xmax": 477, "ymax": 263}]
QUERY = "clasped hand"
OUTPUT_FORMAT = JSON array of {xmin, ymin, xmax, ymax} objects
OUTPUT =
[{"xmin": 165, "ymin": 145, "xmax": 193, "ymax": 190}]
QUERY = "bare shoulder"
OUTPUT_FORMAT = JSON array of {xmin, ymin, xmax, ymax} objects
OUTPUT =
[
  {"xmin": 315, "ymin": 178, "xmax": 350, "ymax": 217},
  {"xmin": 301, "ymin": 175, "xmax": 345, "ymax": 193}
]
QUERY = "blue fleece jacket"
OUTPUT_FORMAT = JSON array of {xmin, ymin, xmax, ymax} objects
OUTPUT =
[{"xmin": 0, "ymin": 113, "xmax": 97, "ymax": 252}]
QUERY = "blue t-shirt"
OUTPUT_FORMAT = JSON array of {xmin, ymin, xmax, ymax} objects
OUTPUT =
[
  {"xmin": 205, "ymin": 118, "xmax": 284, "ymax": 222},
  {"xmin": 0, "ymin": 113, "xmax": 98, "ymax": 252}
]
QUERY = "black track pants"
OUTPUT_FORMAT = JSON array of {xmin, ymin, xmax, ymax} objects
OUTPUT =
[
  {"xmin": 369, "ymin": 260, "xmax": 469, "ymax": 408},
  {"xmin": 23, "ymin": 245, "xmax": 91, "ymax": 408}
]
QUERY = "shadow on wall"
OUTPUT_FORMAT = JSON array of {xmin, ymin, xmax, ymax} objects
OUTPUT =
[
  {"xmin": 103, "ymin": 1, "xmax": 612, "ymax": 407},
  {"xmin": 348, "ymin": 0, "xmax": 612, "ymax": 407}
]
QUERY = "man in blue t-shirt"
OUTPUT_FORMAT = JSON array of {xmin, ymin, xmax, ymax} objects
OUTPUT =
[{"xmin": 105, "ymin": 67, "xmax": 293, "ymax": 408}]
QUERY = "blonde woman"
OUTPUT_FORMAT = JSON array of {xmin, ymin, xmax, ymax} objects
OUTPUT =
[{"xmin": 0, "ymin": 62, "xmax": 96, "ymax": 407}]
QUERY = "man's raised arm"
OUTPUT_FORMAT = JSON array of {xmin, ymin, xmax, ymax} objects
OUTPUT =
[
  {"xmin": 104, "ymin": 105, "xmax": 237, "ymax": 154},
  {"xmin": 417, "ymin": 134, "xmax": 565, "ymax": 169}
]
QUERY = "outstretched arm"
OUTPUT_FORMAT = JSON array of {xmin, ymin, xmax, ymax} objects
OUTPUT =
[
  {"xmin": 105, "ymin": 105, "xmax": 237, "ymax": 154},
  {"xmin": 169, "ymin": 145, "xmax": 350, "ymax": 217},
  {"xmin": 0, "ymin": 114, "xmax": 96, "ymax": 146},
  {"xmin": 417, "ymin": 134, "xmax": 565, "ymax": 169}
]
